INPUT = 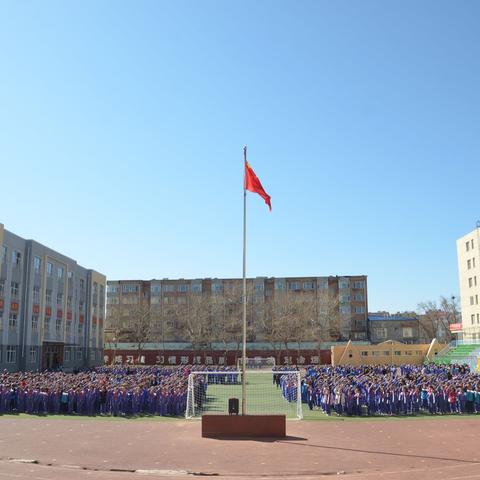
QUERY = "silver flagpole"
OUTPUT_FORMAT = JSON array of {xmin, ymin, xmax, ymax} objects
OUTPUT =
[{"xmin": 242, "ymin": 145, "xmax": 247, "ymax": 415}]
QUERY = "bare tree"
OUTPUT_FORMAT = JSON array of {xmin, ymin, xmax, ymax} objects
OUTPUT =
[
  {"xmin": 129, "ymin": 302, "xmax": 154, "ymax": 363},
  {"xmin": 311, "ymin": 289, "xmax": 341, "ymax": 359},
  {"xmin": 418, "ymin": 295, "xmax": 459, "ymax": 343}
]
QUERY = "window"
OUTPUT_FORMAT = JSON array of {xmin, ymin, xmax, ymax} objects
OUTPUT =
[
  {"xmin": 1, "ymin": 246, "xmax": 6, "ymax": 264},
  {"xmin": 394, "ymin": 351, "xmax": 402, "ymax": 356},
  {"xmin": 354, "ymin": 294, "xmax": 363, "ymax": 301},
  {"xmin": 45, "ymin": 289, "xmax": 52, "ymax": 303},
  {"xmin": 77, "ymin": 323, "xmax": 83, "ymax": 335},
  {"xmin": 0, "ymin": 279, "xmax": 5, "ymax": 297},
  {"xmin": 9, "ymin": 313, "xmax": 17, "ymax": 329},
  {"xmin": 353, "ymin": 281, "xmax": 365, "ymax": 289},
  {"xmin": 57, "ymin": 266, "xmax": 64, "ymax": 279},
  {"xmin": 57, "ymin": 292, "xmax": 63, "ymax": 305},
  {"xmin": 31, "ymin": 315, "xmax": 38, "ymax": 331},
  {"xmin": 33, "ymin": 286, "xmax": 40, "ymax": 303},
  {"xmin": 469, "ymin": 278, "xmax": 473, "ymax": 288},
  {"xmin": 122, "ymin": 284, "xmax": 138, "ymax": 293},
  {"xmin": 68, "ymin": 271, "xmax": 73, "ymax": 279},
  {"xmin": 108, "ymin": 285, "xmax": 119, "ymax": 294},
  {"xmin": 6, "ymin": 346, "xmax": 16, "ymax": 364},
  {"xmin": 355, "ymin": 306, "xmax": 365, "ymax": 314},
  {"xmin": 12, "ymin": 250, "xmax": 21, "ymax": 266},
  {"xmin": 374, "ymin": 327, "xmax": 387, "ymax": 339},
  {"xmin": 275, "ymin": 281, "xmax": 286, "ymax": 290},
  {"xmin": 340, "ymin": 294, "xmax": 350, "ymax": 302},
  {"xmin": 64, "ymin": 348, "xmax": 71, "ymax": 362},
  {"xmin": 477, "ymin": 313, "xmax": 480, "ymax": 324},
  {"xmin": 80, "ymin": 279, "xmax": 85, "ymax": 289},
  {"xmin": 468, "ymin": 259, "xmax": 472, "ymax": 270},
  {"xmin": 67, "ymin": 296, "xmax": 72, "ymax": 309},
  {"xmin": 361, "ymin": 351, "xmax": 368, "ymax": 357},
  {"xmin": 303, "ymin": 282, "xmax": 314, "ymax": 290},
  {"xmin": 340, "ymin": 305, "xmax": 351, "ymax": 314},
  {"xmin": 45, "ymin": 316, "xmax": 51, "ymax": 330},
  {"xmin": 470, "ymin": 296, "xmax": 474, "ymax": 306},
  {"xmin": 288, "ymin": 282, "xmax": 300, "ymax": 290},
  {"xmin": 33, "ymin": 256, "xmax": 41, "ymax": 273},
  {"xmin": 339, "ymin": 281, "xmax": 350, "ymax": 289},
  {"xmin": 29, "ymin": 346, "xmax": 36, "ymax": 363},
  {"xmin": 56, "ymin": 318, "xmax": 62, "ymax": 333},
  {"xmin": 66, "ymin": 321, "xmax": 71, "ymax": 336},
  {"xmin": 178, "ymin": 284, "xmax": 189, "ymax": 293},
  {"xmin": 10, "ymin": 282, "xmax": 19, "ymax": 298},
  {"xmin": 191, "ymin": 284, "xmax": 202, "ymax": 293},
  {"xmin": 317, "ymin": 279, "xmax": 328, "ymax": 289},
  {"xmin": 77, "ymin": 349, "xmax": 83, "ymax": 360},
  {"xmin": 403, "ymin": 327, "xmax": 414, "ymax": 338},
  {"xmin": 466, "ymin": 241, "xmax": 470, "ymax": 252},
  {"xmin": 212, "ymin": 284, "xmax": 223, "ymax": 293},
  {"xmin": 47, "ymin": 262, "xmax": 53, "ymax": 276},
  {"xmin": 472, "ymin": 239, "xmax": 475, "ymax": 249},
  {"xmin": 472, "ymin": 314, "xmax": 475, "ymax": 325}
]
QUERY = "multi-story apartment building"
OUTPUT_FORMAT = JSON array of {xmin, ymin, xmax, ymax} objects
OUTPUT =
[
  {"xmin": 457, "ymin": 224, "xmax": 480, "ymax": 340},
  {"xmin": 0, "ymin": 223, "xmax": 106, "ymax": 371},
  {"xmin": 106, "ymin": 275, "xmax": 368, "ymax": 343}
]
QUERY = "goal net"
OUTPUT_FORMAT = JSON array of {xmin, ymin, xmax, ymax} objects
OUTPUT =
[
  {"xmin": 236, "ymin": 356, "xmax": 276, "ymax": 370},
  {"xmin": 185, "ymin": 370, "xmax": 302, "ymax": 419}
]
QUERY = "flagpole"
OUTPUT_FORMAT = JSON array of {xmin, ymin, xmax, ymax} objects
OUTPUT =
[{"xmin": 242, "ymin": 145, "xmax": 247, "ymax": 415}]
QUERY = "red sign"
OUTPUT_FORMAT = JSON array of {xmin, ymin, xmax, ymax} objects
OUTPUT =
[
  {"xmin": 45, "ymin": 306, "xmax": 52, "ymax": 316},
  {"xmin": 92, "ymin": 316, "xmax": 97, "ymax": 325},
  {"xmin": 33, "ymin": 304, "xmax": 40, "ymax": 314},
  {"xmin": 57, "ymin": 309, "xmax": 63, "ymax": 318},
  {"xmin": 11, "ymin": 302, "xmax": 19, "ymax": 312},
  {"xmin": 67, "ymin": 311, "xmax": 72, "ymax": 320},
  {"xmin": 79, "ymin": 314, "xmax": 84, "ymax": 323},
  {"xmin": 0, "ymin": 299, "xmax": 4, "ymax": 310},
  {"xmin": 449, "ymin": 323, "xmax": 463, "ymax": 333}
]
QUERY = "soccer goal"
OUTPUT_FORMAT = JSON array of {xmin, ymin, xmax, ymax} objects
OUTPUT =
[
  {"xmin": 236, "ymin": 356, "xmax": 276, "ymax": 370},
  {"xmin": 185, "ymin": 370, "xmax": 303, "ymax": 419}
]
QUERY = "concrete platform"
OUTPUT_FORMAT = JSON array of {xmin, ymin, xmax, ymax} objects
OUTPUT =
[{"xmin": 201, "ymin": 414, "xmax": 286, "ymax": 438}]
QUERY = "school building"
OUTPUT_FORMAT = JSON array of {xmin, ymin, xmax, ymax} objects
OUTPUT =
[
  {"xmin": 331, "ymin": 339, "xmax": 447, "ymax": 366},
  {"xmin": 457, "ymin": 224, "xmax": 480, "ymax": 341},
  {"xmin": 0, "ymin": 222, "xmax": 106, "ymax": 371},
  {"xmin": 106, "ymin": 275, "xmax": 369, "ymax": 343}
]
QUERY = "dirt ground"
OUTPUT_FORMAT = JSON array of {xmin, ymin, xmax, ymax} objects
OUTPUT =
[{"xmin": 1, "ymin": 416, "xmax": 480, "ymax": 480}]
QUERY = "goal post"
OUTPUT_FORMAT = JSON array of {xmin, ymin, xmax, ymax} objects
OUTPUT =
[
  {"xmin": 236, "ymin": 356, "xmax": 276, "ymax": 370},
  {"xmin": 185, "ymin": 370, "xmax": 303, "ymax": 420}
]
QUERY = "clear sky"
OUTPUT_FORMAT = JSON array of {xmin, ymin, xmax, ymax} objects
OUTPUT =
[{"xmin": 1, "ymin": 1, "xmax": 479, "ymax": 313}]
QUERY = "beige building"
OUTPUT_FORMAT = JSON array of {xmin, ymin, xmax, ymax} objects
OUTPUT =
[
  {"xmin": 331, "ymin": 339, "xmax": 447, "ymax": 366},
  {"xmin": 457, "ymin": 225, "xmax": 480, "ymax": 340}
]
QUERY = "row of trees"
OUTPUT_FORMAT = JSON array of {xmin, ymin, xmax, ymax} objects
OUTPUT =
[{"xmin": 107, "ymin": 287, "xmax": 342, "ymax": 363}]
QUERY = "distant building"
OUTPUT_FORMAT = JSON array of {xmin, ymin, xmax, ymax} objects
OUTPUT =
[
  {"xmin": 456, "ymin": 225, "xmax": 480, "ymax": 341},
  {"xmin": 0, "ymin": 223, "xmax": 106, "ymax": 371},
  {"xmin": 106, "ymin": 275, "xmax": 369, "ymax": 344},
  {"xmin": 368, "ymin": 313, "xmax": 420, "ymax": 344}
]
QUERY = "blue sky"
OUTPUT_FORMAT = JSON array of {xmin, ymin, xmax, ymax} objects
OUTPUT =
[{"xmin": 1, "ymin": 1, "xmax": 479, "ymax": 312}]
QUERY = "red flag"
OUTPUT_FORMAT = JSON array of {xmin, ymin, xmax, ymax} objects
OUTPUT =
[{"xmin": 245, "ymin": 161, "xmax": 271, "ymax": 211}]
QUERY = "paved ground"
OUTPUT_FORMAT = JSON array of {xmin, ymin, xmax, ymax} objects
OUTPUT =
[{"xmin": 1, "ymin": 416, "xmax": 480, "ymax": 479}]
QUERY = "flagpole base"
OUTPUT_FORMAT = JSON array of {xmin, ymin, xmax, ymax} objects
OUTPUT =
[{"xmin": 201, "ymin": 414, "xmax": 286, "ymax": 438}]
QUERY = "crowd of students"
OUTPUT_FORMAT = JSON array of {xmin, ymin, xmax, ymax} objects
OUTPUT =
[
  {"xmin": 0, "ymin": 366, "xmax": 192, "ymax": 417},
  {"xmin": 300, "ymin": 364, "xmax": 480, "ymax": 416}
]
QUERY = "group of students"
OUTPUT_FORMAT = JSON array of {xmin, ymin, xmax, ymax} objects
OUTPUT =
[
  {"xmin": 0, "ymin": 366, "xmax": 195, "ymax": 417},
  {"xmin": 300, "ymin": 363, "xmax": 480, "ymax": 416}
]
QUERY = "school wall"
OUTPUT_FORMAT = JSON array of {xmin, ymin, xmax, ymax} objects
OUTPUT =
[
  {"xmin": 103, "ymin": 347, "xmax": 332, "ymax": 366},
  {"xmin": 331, "ymin": 339, "xmax": 447, "ymax": 366}
]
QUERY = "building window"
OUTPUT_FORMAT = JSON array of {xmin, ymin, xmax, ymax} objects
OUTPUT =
[
  {"xmin": 57, "ymin": 266, "xmax": 64, "ymax": 279},
  {"xmin": 77, "ymin": 349, "xmax": 83, "ymax": 360},
  {"xmin": 317, "ymin": 279, "xmax": 328, "ymax": 289},
  {"xmin": 355, "ymin": 306, "xmax": 365, "ymax": 314},
  {"xmin": 80, "ymin": 279, "xmax": 85, "ymax": 289},
  {"xmin": 340, "ymin": 305, "xmax": 351, "ymax": 314},
  {"xmin": 466, "ymin": 241, "xmax": 470, "ymax": 252},
  {"xmin": 275, "ymin": 281, "xmax": 286, "ymax": 290},
  {"xmin": 353, "ymin": 281, "xmax": 365, "ymax": 289},
  {"xmin": 472, "ymin": 314, "xmax": 475, "ymax": 325},
  {"xmin": 10, "ymin": 281, "xmax": 19, "ymax": 298},
  {"xmin": 469, "ymin": 278, "xmax": 473, "ymax": 287},
  {"xmin": 470, "ymin": 296, "xmax": 474, "ymax": 306},
  {"xmin": 77, "ymin": 323, "xmax": 83, "ymax": 335},
  {"xmin": 0, "ymin": 279, "xmax": 4, "ymax": 296},
  {"xmin": 33, "ymin": 286, "xmax": 40, "ymax": 303},
  {"xmin": 361, "ymin": 351, "xmax": 368, "ymax": 356},
  {"xmin": 33, "ymin": 256, "xmax": 41, "ymax": 273},
  {"xmin": 31, "ymin": 315, "xmax": 38, "ymax": 331},
  {"xmin": 354, "ymin": 294, "xmax": 363, "ymax": 301},
  {"xmin": 403, "ymin": 327, "xmax": 414, "ymax": 338},
  {"xmin": 6, "ymin": 346, "xmax": 16, "ymax": 364},
  {"xmin": 68, "ymin": 271, "xmax": 73, "ymax": 279},
  {"xmin": 47, "ymin": 262, "xmax": 53, "ymax": 276},
  {"xmin": 288, "ymin": 282, "xmax": 300, "ymax": 290},
  {"xmin": 57, "ymin": 292, "xmax": 63, "ymax": 305},
  {"xmin": 374, "ymin": 327, "xmax": 387, "ymax": 339},
  {"xmin": 468, "ymin": 259, "xmax": 472, "ymax": 269},
  {"xmin": 12, "ymin": 250, "xmax": 21, "ymax": 267},
  {"xmin": 178, "ymin": 284, "xmax": 189, "ymax": 293},
  {"xmin": 64, "ymin": 348, "xmax": 71, "ymax": 362},
  {"xmin": 29, "ymin": 346, "xmax": 36, "ymax": 363},
  {"xmin": 303, "ymin": 282, "xmax": 314, "ymax": 290},
  {"xmin": 1, "ymin": 246, "xmax": 7, "ymax": 264},
  {"xmin": 56, "ymin": 318, "xmax": 62, "ymax": 334},
  {"xmin": 340, "ymin": 294, "xmax": 350, "ymax": 302},
  {"xmin": 191, "ymin": 284, "xmax": 202, "ymax": 293},
  {"xmin": 45, "ymin": 289, "xmax": 52, "ymax": 303},
  {"xmin": 472, "ymin": 239, "xmax": 475, "ymax": 249},
  {"xmin": 123, "ymin": 284, "xmax": 138, "ymax": 293},
  {"xmin": 9, "ymin": 313, "xmax": 17, "ymax": 329},
  {"xmin": 108, "ymin": 285, "xmax": 119, "ymax": 294},
  {"xmin": 339, "ymin": 281, "xmax": 350, "ymax": 289},
  {"xmin": 45, "ymin": 316, "xmax": 51, "ymax": 330}
]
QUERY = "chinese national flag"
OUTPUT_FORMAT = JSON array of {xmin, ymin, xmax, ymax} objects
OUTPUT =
[{"xmin": 244, "ymin": 161, "xmax": 272, "ymax": 211}]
